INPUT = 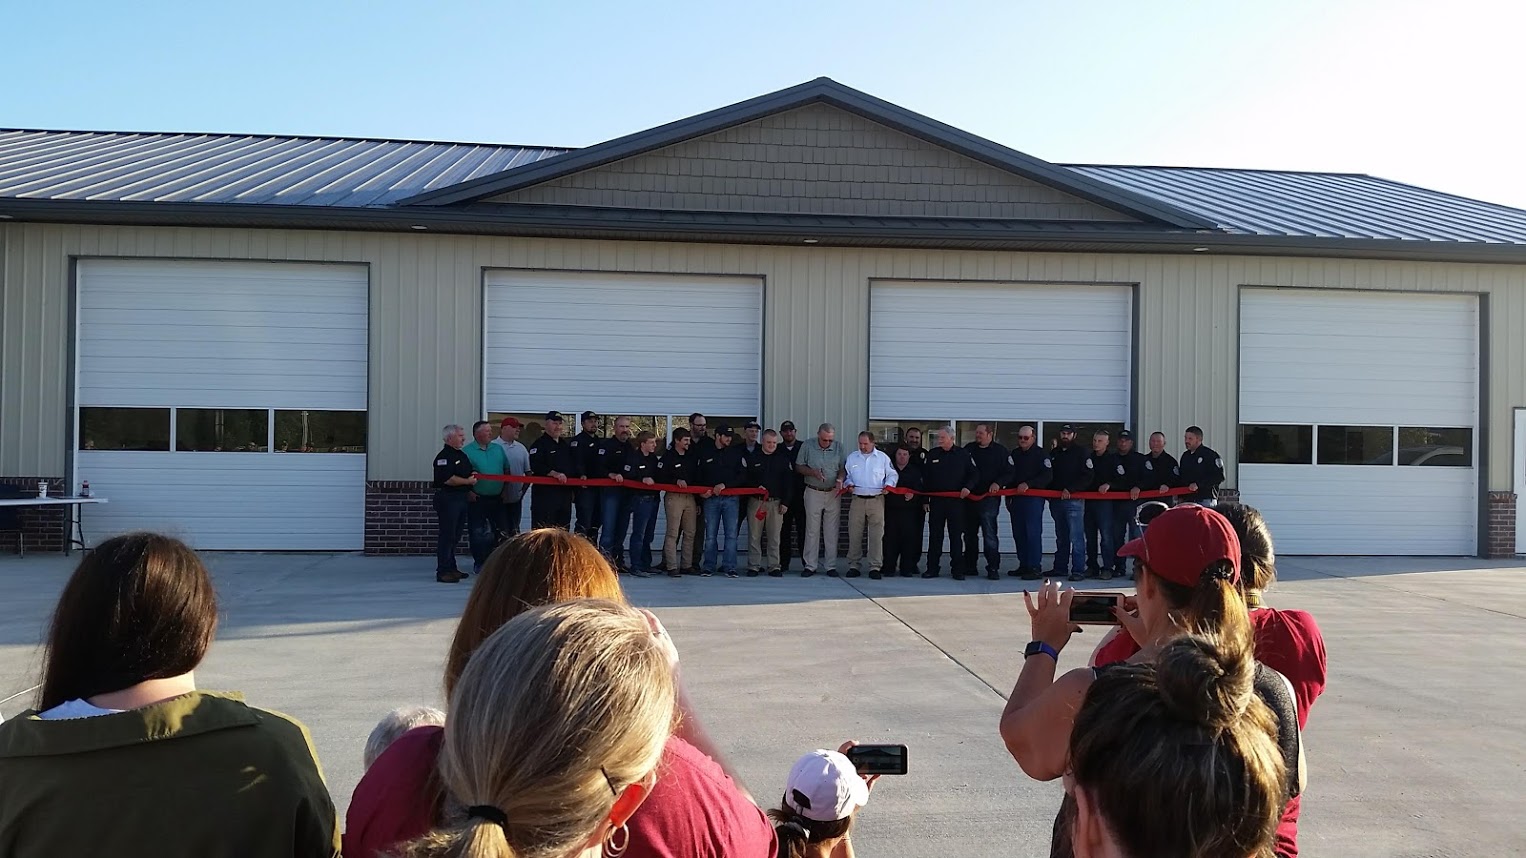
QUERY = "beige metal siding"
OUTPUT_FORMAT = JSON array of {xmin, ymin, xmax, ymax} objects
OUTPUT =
[
  {"xmin": 5, "ymin": 222, "xmax": 1526, "ymax": 494},
  {"xmin": 488, "ymin": 104, "xmax": 1137, "ymax": 221}
]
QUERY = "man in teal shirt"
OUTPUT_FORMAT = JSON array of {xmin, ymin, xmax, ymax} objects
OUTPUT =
[{"xmin": 462, "ymin": 420, "xmax": 510, "ymax": 572}]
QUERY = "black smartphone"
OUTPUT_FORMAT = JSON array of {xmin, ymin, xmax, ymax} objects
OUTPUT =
[
  {"xmin": 1069, "ymin": 591, "xmax": 1125, "ymax": 625},
  {"xmin": 844, "ymin": 744, "xmax": 908, "ymax": 776}
]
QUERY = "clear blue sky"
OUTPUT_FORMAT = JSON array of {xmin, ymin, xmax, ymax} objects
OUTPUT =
[{"xmin": 9, "ymin": 0, "xmax": 1525, "ymax": 207}]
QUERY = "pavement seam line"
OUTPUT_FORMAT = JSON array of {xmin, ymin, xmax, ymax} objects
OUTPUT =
[
  {"xmin": 838, "ymin": 577, "xmax": 1008, "ymax": 699},
  {"xmin": 1285, "ymin": 562, "xmax": 1526, "ymax": 622}
]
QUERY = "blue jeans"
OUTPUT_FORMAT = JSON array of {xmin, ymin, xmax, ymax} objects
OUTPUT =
[
  {"xmin": 702, "ymin": 495, "xmax": 739, "ymax": 573},
  {"xmin": 1007, "ymin": 495, "xmax": 1046, "ymax": 570},
  {"xmin": 433, "ymin": 491, "xmax": 469, "ymax": 574},
  {"xmin": 599, "ymin": 488, "xmax": 631, "ymax": 564},
  {"xmin": 1049, "ymin": 498, "xmax": 1085, "ymax": 575},
  {"xmin": 961, "ymin": 496, "xmax": 1002, "ymax": 573},
  {"xmin": 466, "ymin": 493, "xmax": 502, "ymax": 571},
  {"xmin": 628, "ymin": 494, "xmax": 659, "ymax": 574}
]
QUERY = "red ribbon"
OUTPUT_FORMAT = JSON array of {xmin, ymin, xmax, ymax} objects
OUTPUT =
[
  {"xmin": 473, "ymin": 473, "xmax": 767, "ymax": 497},
  {"xmin": 885, "ymin": 486, "xmax": 1197, "ymax": 501}
]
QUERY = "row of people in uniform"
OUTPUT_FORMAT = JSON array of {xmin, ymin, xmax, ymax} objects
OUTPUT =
[{"xmin": 434, "ymin": 410, "xmax": 1225, "ymax": 584}]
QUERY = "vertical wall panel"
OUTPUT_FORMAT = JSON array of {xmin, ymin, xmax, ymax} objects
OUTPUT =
[{"xmin": 3, "ymin": 223, "xmax": 1526, "ymax": 494}]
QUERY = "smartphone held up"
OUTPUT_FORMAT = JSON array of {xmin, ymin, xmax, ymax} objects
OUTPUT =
[
  {"xmin": 1068, "ymin": 591, "xmax": 1126, "ymax": 625},
  {"xmin": 844, "ymin": 743, "xmax": 908, "ymax": 776}
]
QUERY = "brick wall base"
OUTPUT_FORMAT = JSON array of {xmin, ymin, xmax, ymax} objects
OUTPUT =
[
  {"xmin": 1487, "ymin": 491, "xmax": 1516, "ymax": 559},
  {"xmin": 366, "ymin": 481, "xmax": 457, "ymax": 555},
  {"xmin": 0, "ymin": 477, "xmax": 67, "ymax": 554}
]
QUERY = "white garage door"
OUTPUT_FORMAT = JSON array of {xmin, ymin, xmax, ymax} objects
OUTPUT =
[
  {"xmin": 74, "ymin": 260, "xmax": 368, "ymax": 550},
  {"xmin": 1239, "ymin": 288, "xmax": 1478, "ymax": 555},
  {"xmin": 485, "ymin": 270, "xmax": 763, "ymax": 551},
  {"xmin": 870, "ymin": 280, "xmax": 1132, "ymax": 555}
]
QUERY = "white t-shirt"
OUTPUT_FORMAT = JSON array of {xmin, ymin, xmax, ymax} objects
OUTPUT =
[{"xmin": 37, "ymin": 698, "xmax": 124, "ymax": 720}]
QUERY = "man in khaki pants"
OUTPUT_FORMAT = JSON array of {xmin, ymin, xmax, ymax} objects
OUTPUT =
[
  {"xmin": 842, "ymin": 430, "xmax": 899, "ymax": 579},
  {"xmin": 743, "ymin": 429, "xmax": 795, "ymax": 576},
  {"xmin": 658, "ymin": 428, "xmax": 698, "ymax": 577},
  {"xmin": 794, "ymin": 423, "xmax": 846, "ymax": 577}
]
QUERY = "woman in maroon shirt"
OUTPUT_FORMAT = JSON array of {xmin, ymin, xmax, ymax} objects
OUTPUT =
[
  {"xmin": 1088, "ymin": 504, "xmax": 1327, "ymax": 857},
  {"xmin": 345, "ymin": 529, "xmax": 776, "ymax": 858}
]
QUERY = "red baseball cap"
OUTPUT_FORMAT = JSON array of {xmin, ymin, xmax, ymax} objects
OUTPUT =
[
  {"xmin": 501, "ymin": 417, "xmax": 523, "ymax": 429},
  {"xmin": 1116, "ymin": 504, "xmax": 1240, "ymax": 588}
]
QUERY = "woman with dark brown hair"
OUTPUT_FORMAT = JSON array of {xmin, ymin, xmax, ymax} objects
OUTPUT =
[
  {"xmin": 999, "ymin": 505, "xmax": 1305, "ymax": 858},
  {"xmin": 345, "ymin": 528, "xmax": 776, "ymax": 858},
  {"xmin": 0, "ymin": 532, "xmax": 339, "ymax": 858},
  {"xmin": 1067, "ymin": 627, "xmax": 1289, "ymax": 857}
]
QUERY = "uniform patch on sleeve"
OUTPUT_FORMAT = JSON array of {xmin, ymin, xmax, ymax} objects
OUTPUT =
[
  {"xmin": 436, "ymin": 459, "xmax": 448, "ymax": 466},
  {"xmin": 529, "ymin": 448, "xmax": 538, "ymax": 455},
  {"xmin": 1216, "ymin": 458, "xmax": 1224, "ymax": 468}
]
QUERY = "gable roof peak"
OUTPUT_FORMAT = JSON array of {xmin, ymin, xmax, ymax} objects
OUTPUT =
[{"xmin": 395, "ymin": 79, "xmax": 1217, "ymax": 229}]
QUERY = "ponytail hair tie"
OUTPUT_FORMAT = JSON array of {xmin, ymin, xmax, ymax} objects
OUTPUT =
[
  {"xmin": 467, "ymin": 805, "xmax": 508, "ymax": 827},
  {"xmin": 1200, "ymin": 563, "xmax": 1239, "ymax": 585},
  {"xmin": 780, "ymin": 819, "xmax": 811, "ymax": 838}
]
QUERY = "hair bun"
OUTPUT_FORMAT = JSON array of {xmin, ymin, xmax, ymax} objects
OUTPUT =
[{"xmin": 1154, "ymin": 634, "xmax": 1252, "ymax": 729}]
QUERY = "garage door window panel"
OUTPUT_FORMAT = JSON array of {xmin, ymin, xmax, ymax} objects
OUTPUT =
[
  {"xmin": 1397, "ymin": 427, "xmax": 1473, "ymax": 467},
  {"xmin": 1239, "ymin": 424, "xmax": 1313, "ymax": 464},
  {"xmin": 275, "ymin": 410, "xmax": 366, "ymax": 453},
  {"xmin": 176, "ymin": 408, "xmax": 269, "ymax": 452},
  {"xmin": 1316, "ymin": 425, "xmax": 1395, "ymax": 465},
  {"xmin": 79, "ymin": 407, "xmax": 171, "ymax": 451}
]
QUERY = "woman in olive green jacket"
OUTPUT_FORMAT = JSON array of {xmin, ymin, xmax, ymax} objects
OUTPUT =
[{"xmin": 0, "ymin": 533, "xmax": 340, "ymax": 858}]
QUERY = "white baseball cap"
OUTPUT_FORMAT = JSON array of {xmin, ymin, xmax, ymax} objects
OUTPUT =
[{"xmin": 782, "ymin": 750, "xmax": 870, "ymax": 822}]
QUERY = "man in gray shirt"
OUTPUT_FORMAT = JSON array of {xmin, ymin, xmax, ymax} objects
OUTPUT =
[
  {"xmin": 492, "ymin": 417, "xmax": 531, "ymax": 537},
  {"xmin": 795, "ymin": 423, "xmax": 846, "ymax": 577}
]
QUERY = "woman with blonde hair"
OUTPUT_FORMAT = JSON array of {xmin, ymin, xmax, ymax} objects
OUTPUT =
[
  {"xmin": 401, "ymin": 599, "xmax": 674, "ymax": 858},
  {"xmin": 346, "ymin": 529, "xmax": 775, "ymax": 858}
]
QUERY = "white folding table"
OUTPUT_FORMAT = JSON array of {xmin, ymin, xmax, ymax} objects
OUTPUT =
[{"xmin": 0, "ymin": 496, "xmax": 108, "ymax": 556}]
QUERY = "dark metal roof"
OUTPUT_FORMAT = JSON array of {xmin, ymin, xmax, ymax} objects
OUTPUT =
[
  {"xmin": 393, "ymin": 77, "xmax": 1217, "ymax": 231},
  {"xmin": 1069, "ymin": 164, "xmax": 1526, "ymax": 245},
  {"xmin": 4, "ymin": 102, "xmax": 1526, "ymax": 258},
  {"xmin": 0, "ymin": 129, "xmax": 568, "ymax": 208}
]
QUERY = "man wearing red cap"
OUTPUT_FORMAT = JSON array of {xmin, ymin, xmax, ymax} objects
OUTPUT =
[{"xmin": 492, "ymin": 417, "xmax": 529, "ymax": 537}]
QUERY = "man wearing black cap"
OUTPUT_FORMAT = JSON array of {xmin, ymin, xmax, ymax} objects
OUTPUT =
[
  {"xmin": 1115, "ymin": 429, "xmax": 1150, "ymax": 572},
  {"xmin": 696, "ymin": 425, "xmax": 746, "ymax": 577},
  {"xmin": 527, "ymin": 411, "xmax": 576, "ymax": 529},
  {"xmin": 1047, "ymin": 424, "xmax": 1089, "ymax": 581},
  {"xmin": 778, "ymin": 420, "xmax": 805, "ymax": 569},
  {"xmin": 738, "ymin": 421, "xmax": 763, "ymax": 544},
  {"xmin": 570, "ymin": 410, "xmax": 602, "ymax": 543}
]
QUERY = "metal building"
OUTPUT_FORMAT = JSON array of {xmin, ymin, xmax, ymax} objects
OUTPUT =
[{"xmin": 3, "ymin": 78, "xmax": 1525, "ymax": 556}]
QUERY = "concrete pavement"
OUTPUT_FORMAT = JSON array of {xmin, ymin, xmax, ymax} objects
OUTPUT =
[{"xmin": 2, "ymin": 551, "xmax": 1524, "ymax": 857}]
